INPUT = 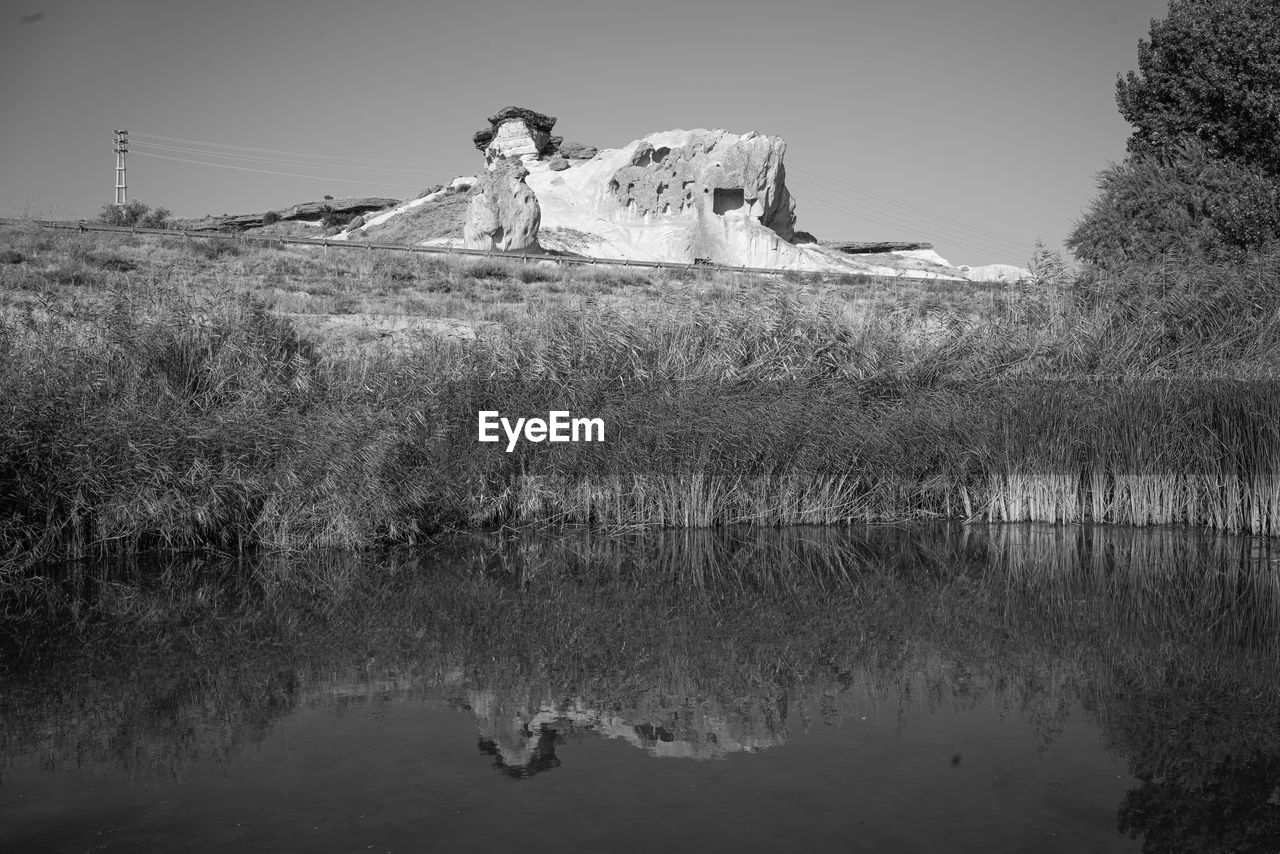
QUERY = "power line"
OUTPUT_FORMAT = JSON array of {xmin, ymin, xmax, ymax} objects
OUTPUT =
[
  {"xmin": 786, "ymin": 174, "xmax": 1027, "ymax": 261},
  {"xmin": 131, "ymin": 150, "xmax": 413, "ymax": 190},
  {"xmin": 787, "ymin": 174, "xmax": 1028, "ymax": 259},
  {"xmin": 786, "ymin": 175, "xmax": 1028, "ymax": 259},
  {"xmin": 788, "ymin": 161, "xmax": 1027, "ymax": 248},
  {"xmin": 793, "ymin": 191, "xmax": 1024, "ymax": 263},
  {"xmin": 132, "ymin": 131, "xmax": 424, "ymax": 168},
  {"xmin": 131, "ymin": 140, "xmax": 424, "ymax": 177}
]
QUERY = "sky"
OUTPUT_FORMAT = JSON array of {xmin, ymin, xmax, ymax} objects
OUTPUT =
[{"xmin": 0, "ymin": 0, "xmax": 1173, "ymax": 267}]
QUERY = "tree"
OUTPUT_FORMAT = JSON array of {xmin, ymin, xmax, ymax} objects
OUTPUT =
[
  {"xmin": 1066, "ymin": 139, "xmax": 1280, "ymax": 268},
  {"xmin": 1116, "ymin": 0, "xmax": 1280, "ymax": 177},
  {"xmin": 1069, "ymin": 0, "xmax": 1280, "ymax": 268}
]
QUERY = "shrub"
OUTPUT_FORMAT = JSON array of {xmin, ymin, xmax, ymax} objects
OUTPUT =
[
  {"xmin": 98, "ymin": 200, "xmax": 170, "ymax": 229},
  {"xmin": 0, "ymin": 249, "xmax": 24, "ymax": 264},
  {"xmin": 188, "ymin": 238, "xmax": 243, "ymax": 261},
  {"xmin": 49, "ymin": 265, "xmax": 105, "ymax": 287},
  {"xmin": 464, "ymin": 258, "xmax": 511, "ymax": 280},
  {"xmin": 1066, "ymin": 140, "xmax": 1280, "ymax": 268},
  {"xmin": 582, "ymin": 266, "xmax": 651, "ymax": 288},
  {"xmin": 373, "ymin": 256, "xmax": 417, "ymax": 283},
  {"xmin": 517, "ymin": 263, "xmax": 559, "ymax": 284},
  {"xmin": 87, "ymin": 252, "xmax": 137, "ymax": 273},
  {"xmin": 262, "ymin": 211, "xmax": 281, "ymax": 226}
]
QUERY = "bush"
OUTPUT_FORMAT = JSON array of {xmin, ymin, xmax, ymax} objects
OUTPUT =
[
  {"xmin": 98, "ymin": 200, "xmax": 170, "ymax": 229},
  {"xmin": 517, "ymin": 263, "xmax": 559, "ymax": 284},
  {"xmin": 464, "ymin": 258, "xmax": 511, "ymax": 280},
  {"xmin": 1066, "ymin": 140, "xmax": 1280, "ymax": 268},
  {"xmin": 262, "ymin": 211, "xmax": 281, "ymax": 226},
  {"xmin": 188, "ymin": 239, "xmax": 243, "ymax": 261},
  {"xmin": 87, "ymin": 252, "xmax": 137, "ymax": 273}
]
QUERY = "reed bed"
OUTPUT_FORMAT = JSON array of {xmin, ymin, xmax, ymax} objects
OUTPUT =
[{"xmin": 3, "ymin": 227, "xmax": 1280, "ymax": 567}]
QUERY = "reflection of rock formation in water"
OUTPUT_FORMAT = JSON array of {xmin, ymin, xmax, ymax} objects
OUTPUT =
[{"xmin": 461, "ymin": 689, "xmax": 787, "ymax": 778}]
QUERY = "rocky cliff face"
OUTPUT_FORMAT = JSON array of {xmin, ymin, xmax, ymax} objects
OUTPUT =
[
  {"xmin": 605, "ymin": 130, "xmax": 796, "ymax": 242},
  {"xmin": 462, "ymin": 157, "xmax": 541, "ymax": 252},
  {"xmin": 524, "ymin": 126, "xmax": 823, "ymax": 268}
]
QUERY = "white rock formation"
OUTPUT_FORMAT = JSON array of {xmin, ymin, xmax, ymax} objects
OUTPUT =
[
  {"xmin": 958, "ymin": 263, "xmax": 1031, "ymax": 283},
  {"xmin": 463, "ymin": 158, "xmax": 541, "ymax": 252},
  {"xmin": 362, "ymin": 106, "xmax": 1024, "ymax": 280},
  {"xmin": 521, "ymin": 127, "xmax": 940, "ymax": 274}
]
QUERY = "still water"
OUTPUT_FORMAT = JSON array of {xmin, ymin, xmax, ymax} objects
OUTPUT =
[{"xmin": 2, "ymin": 524, "xmax": 1278, "ymax": 853}]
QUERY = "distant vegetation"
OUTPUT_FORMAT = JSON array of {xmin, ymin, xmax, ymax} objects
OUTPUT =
[{"xmin": 97, "ymin": 199, "xmax": 171, "ymax": 229}]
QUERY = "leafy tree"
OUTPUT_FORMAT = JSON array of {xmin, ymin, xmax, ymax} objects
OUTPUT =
[
  {"xmin": 1116, "ymin": 0, "xmax": 1280, "ymax": 177},
  {"xmin": 1067, "ymin": 139, "xmax": 1280, "ymax": 267},
  {"xmin": 98, "ymin": 200, "xmax": 170, "ymax": 229}
]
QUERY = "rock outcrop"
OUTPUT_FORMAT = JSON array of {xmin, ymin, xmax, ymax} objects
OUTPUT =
[
  {"xmin": 462, "ymin": 158, "xmax": 541, "ymax": 252},
  {"xmin": 473, "ymin": 106, "xmax": 558, "ymax": 166},
  {"xmin": 557, "ymin": 140, "xmax": 598, "ymax": 161},
  {"xmin": 183, "ymin": 196, "xmax": 398, "ymax": 232},
  {"xmin": 278, "ymin": 197, "xmax": 399, "ymax": 221},
  {"xmin": 523, "ymin": 127, "xmax": 819, "ymax": 267},
  {"xmin": 603, "ymin": 129, "xmax": 796, "ymax": 241},
  {"xmin": 825, "ymin": 240, "xmax": 934, "ymax": 254}
]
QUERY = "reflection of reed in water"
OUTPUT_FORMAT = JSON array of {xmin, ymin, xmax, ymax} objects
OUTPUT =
[
  {"xmin": 975, "ymin": 523, "xmax": 1280, "ymax": 655},
  {"xmin": 469, "ymin": 525, "xmax": 966, "ymax": 596}
]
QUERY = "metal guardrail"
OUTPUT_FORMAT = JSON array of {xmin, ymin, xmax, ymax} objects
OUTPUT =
[{"xmin": 0, "ymin": 217, "xmax": 906, "ymax": 284}]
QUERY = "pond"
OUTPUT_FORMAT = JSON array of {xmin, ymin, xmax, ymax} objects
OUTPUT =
[{"xmin": 2, "ymin": 524, "xmax": 1278, "ymax": 853}]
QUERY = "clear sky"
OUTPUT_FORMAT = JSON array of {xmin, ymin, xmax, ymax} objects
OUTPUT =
[{"xmin": 0, "ymin": 0, "xmax": 1173, "ymax": 267}]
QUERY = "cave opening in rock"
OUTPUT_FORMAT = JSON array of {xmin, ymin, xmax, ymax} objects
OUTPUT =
[
  {"xmin": 652, "ymin": 147, "xmax": 670, "ymax": 164},
  {"xmin": 712, "ymin": 188, "xmax": 745, "ymax": 215}
]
